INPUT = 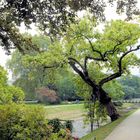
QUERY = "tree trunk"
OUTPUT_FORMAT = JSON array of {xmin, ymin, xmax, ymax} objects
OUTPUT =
[
  {"xmin": 94, "ymin": 87, "xmax": 120, "ymax": 121},
  {"xmin": 90, "ymin": 120, "xmax": 94, "ymax": 132},
  {"xmin": 97, "ymin": 120, "xmax": 100, "ymax": 128},
  {"xmin": 105, "ymin": 101, "xmax": 120, "ymax": 121},
  {"xmin": 89, "ymin": 99, "xmax": 94, "ymax": 132}
]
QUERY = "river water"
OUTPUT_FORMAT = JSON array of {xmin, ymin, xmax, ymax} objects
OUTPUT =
[{"xmin": 72, "ymin": 118, "xmax": 99, "ymax": 138}]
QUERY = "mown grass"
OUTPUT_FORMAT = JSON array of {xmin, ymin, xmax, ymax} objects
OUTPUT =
[
  {"xmin": 27, "ymin": 103, "xmax": 136, "ymax": 121},
  {"xmin": 45, "ymin": 104, "xmax": 85, "ymax": 120},
  {"xmin": 121, "ymin": 103, "xmax": 134, "ymax": 108},
  {"xmin": 81, "ymin": 109, "xmax": 137, "ymax": 140}
]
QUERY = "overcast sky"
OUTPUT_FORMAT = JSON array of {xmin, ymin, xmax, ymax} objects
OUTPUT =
[{"xmin": 0, "ymin": 2, "xmax": 140, "ymax": 79}]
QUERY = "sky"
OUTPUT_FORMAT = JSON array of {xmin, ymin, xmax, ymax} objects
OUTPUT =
[{"xmin": 0, "ymin": 2, "xmax": 140, "ymax": 79}]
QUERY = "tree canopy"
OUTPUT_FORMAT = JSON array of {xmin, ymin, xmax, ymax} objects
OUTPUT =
[
  {"xmin": 25, "ymin": 19, "xmax": 140, "ymax": 87},
  {"xmin": 1, "ymin": 0, "xmax": 140, "ymax": 54}
]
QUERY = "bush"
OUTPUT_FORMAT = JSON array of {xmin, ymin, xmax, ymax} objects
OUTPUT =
[
  {"xmin": 48, "ymin": 119, "xmax": 73, "ymax": 133},
  {"xmin": 36, "ymin": 87, "xmax": 60, "ymax": 104},
  {"xmin": 48, "ymin": 118, "xmax": 63, "ymax": 133},
  {"xmin": 0, "ymin": 104, "xmax": 52, "ymax": 140},
  {"xmin": 0, "ymin": 85, "xmax": 25, "ymax": 104},
  {"xmin": 65, "ymin": 120, "xmax": 73, "ymax": 132},
  {"xmin": 0, "ymin": 104, "xmax": 73, "ymax": 140}
]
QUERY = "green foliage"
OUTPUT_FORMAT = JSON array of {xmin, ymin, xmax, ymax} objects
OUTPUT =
[
  {"xmin": 0, "ymin": 66, "xmax": 8, "ymax": 86},
  {"xmin": 7, "ymin": 86, "xmax": 25, "ymax": 103},
  {"xmin": 62, "ymin": 19, "xmax": 140, "ymax": 86},
  {"xmin": 0, "ymin": 66, "xmax": 25, "ymax": 104},
  {"xmin": 65, "ymin": 120, "xmax": 73, "ymax": 132},
  {"xmin": 48, "ymin": 118, "xmax": 63, "ymax": 133},
  {"xmin": 49, "ymin": 119, "xmax": 73, "ymax": 133},
  {"xmin": 50, "ymin": 128, "xmax": 73, "ymax": 140},
  {"xmin": 0, "ymin": 104, "xmax": 74, "ymax": 140},
  {"xmin": 0, "ymin": 104, "xmax": 52, "ymax": 140},
  {"xmin": 8, "ymin": 19, "xmax": 140, "ymax": 102},
  {"xmin": 56, "ymin": 72, "xmax": 80, "ymax": 101},
  {"xmin": 7, "ymin": 40, "xmax": 80, "ymax": 101},
  {"xmin": 6, "ymin": 36, "xmax": 55, "ymax": 100},
  {"xmin": 84, "ymin": 100, "xmax": 107, "ymax": 128},
  {"xmin": 0, "ymin": 85, "xmax": 25, "ymax": 104},
  {"xmin": 1, "ymin": 0, "xmax": 139, "ymax": 54},
  {"xmin": 119, "ymin": 76, "xmax": 140, "ymax": 99},
  {"xmin": 103, "ymin": 80, "xmax": 125, "ymax": 100}
]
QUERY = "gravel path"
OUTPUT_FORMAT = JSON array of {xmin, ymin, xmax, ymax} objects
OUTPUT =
[{"xmin": 104, "ymin": 109, "xmax": 140, "ymax": 140}]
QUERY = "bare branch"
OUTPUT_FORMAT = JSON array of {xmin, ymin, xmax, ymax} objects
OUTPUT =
[
  {"xmin": 84, "ymin": 56, "xmax": 88, "ymax": 72},
  {"xmin": 44, "ymin": 64, "xmax": 59, "ymax": 69}
]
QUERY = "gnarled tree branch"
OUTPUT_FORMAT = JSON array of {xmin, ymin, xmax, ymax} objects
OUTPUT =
[
  {"xmin": 99, "ymin": 45, "xmax": 140, "ymax": 86},
  {"xmin": 68, "ymin": 57, "xmax": 97, "ymax": 87}
]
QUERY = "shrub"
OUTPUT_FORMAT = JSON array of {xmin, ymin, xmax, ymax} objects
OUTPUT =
[
  {"xmin": 0, "ymin": 85, "xmax": 25, "ymax": 104},
  {"xmin": 0, "ymin": 104, "xmax": 74, "ymax": 140},
  {"xmin": 48, "ymin": 119, "xmax": 73, "ymax": 140},
  {"xmin": 36, "ymin": 87, "xmax": 60, "ymax": 104},
  {"xmin": 65, "ymin": 120, "xmax": 73, "ymax": 132},
  {"xmin": 48, "ymin": 118, "xmax": 63, "ymax": 133},
  {"xmin": 0, "ymin": 104, "xmax": 52, "ymax": 140},
  {"xmin": 48, "ymin": 119, "xmax": 73, "ymax": 133}
]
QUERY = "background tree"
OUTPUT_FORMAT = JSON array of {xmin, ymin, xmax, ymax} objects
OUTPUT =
[
  {"xmin": 55, "ymin": 72, "xmax": 80, "ymax": 101},
  {"xmin": 6, "ymin": 35, "xmax": 50, "ymax": 99},
  {"xmin": 119, "ymin": 76, "xmax": 140, "ymax": 99},
  {"xmin": 104, "ymin": 80, "xmax": 125, "ymax": 100},
  {"xmin": 7, "ymin": 51, "xmax": 79, "ymax": 101}
]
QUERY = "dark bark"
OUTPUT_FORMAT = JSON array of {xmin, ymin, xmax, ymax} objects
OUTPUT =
[
  {"xmin": 97, "ymin": 120, "xmax": 100, "ymax": 128},
  {"xmin": 91, "ymin": 121, "xmax": 94, "ymax": 132},
  {"xmin": 99, "ymin": 45, "xmax": 140, "ymax": 87},
  {"xmin": 68, "ymin": 57, "xmax": 120, "ymax": 121},
  {"xmin": 105, "ymin": 101, "xmax": 120, "ymax": 121},
  {"xmin": 89, "ymin": 96, "xmax": 95, "ymax": 132},
  {"xmin": 94, "ymin": 87, "xmax": 120, "ymax": 121}
]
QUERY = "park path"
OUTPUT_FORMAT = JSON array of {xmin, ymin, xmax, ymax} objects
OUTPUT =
[{"xmin": 104, "ymin": 109, "xmax": 140, "ymax": 140}]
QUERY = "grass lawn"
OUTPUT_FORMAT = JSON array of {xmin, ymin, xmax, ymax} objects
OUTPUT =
[
  {"xmin": 44, "ymin": 104, "xmax": 85, "ymax": 120},
  {"xmin": 28, "ymin": 103, "xmax": 136, "ymax": 121},
  {"xmin": 81, "ymin": 107, "xmax": 137, "ymax": 140}
]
